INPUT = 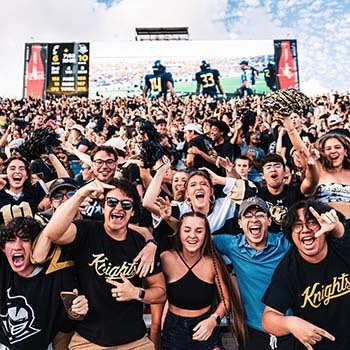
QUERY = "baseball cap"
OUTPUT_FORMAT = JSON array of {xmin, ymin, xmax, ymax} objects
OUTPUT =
[
  {"xmin": 239, "ymin": 60, "xmax": 249, "ymax": 65},
  {"xmin": 104, "ymin": 137, "xmax": 126, "ymax": 153},
  {"xmin": 327, "ymin": 114, "xmax": 342, "ymax": 126},
  {"xmin": 71, "ymin": 123, "xmax": 85, "ymax": 135},
  {"xmin": 183, "ymin": 123, "xmax": 203, "ymax": 135},
  {"xmin": 238, "ymin": 197, "xmax": 269, "ymax": 217},
  {"xmin": 49, "ymin": 177, "xmax": 78, "ymax": 199}
]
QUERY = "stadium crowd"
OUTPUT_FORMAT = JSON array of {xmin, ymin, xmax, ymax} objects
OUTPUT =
[{"xmin": 0, "ymin": 88, "xmax": 349, "ymax": 350}]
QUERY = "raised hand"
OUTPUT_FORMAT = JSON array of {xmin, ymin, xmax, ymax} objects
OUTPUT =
[
  {"xmin": 78, "ymin": 179, "xmax": 115, "ymax": 200},
  {"xmin": 155, "ymin": 196, "xmax": 172, "ymax": 221},
  {"xmin": 309, "ymin": 207, "xmax": 340, "ymax": 238},
  {"xmin": 0, "ymin": 174, "xmax": 8, "ymax": 191},
  {"xmin": 216, "ymin": 156, "xmax": 233, "ymax": 172}
]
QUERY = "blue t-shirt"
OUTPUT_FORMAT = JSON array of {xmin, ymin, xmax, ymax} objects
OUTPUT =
[{"xmin": 213, "ymin": 232, "xmax": 291, "ymax": 331}]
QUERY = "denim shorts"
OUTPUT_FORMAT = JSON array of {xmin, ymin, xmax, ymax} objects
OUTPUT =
[{"xmin": 161, "ymin": 310, "xmax": 222, "ymax": 350}]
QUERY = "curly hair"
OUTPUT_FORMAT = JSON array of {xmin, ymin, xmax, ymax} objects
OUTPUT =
[
  {"xmin": 0, "ymin": 216, "xmax": 42, "ymax": 249},
  {"xmin": 317, "ymin": 133, "xmax": 350, "ymax": 170},
  {"xmin": 3, "ymin": 156, "xmax": 32, "ymax": 188}
]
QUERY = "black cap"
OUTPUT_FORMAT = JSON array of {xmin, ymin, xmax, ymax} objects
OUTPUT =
[
  {"xmin": 238, "ymin": 197, "xmax": 269, "ymax": 217},
  {"xmin": 240, "ymin": 60, "xmax": 249, "ymax": 65},
  {"xmin": 49, "ymin": 177, "xmax": 78, "ymax": 198}
]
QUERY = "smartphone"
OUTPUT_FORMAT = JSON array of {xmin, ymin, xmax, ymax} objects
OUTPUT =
[{"xmin": 60, "ymin": 291, "xmax": 84, "ymax": 320}]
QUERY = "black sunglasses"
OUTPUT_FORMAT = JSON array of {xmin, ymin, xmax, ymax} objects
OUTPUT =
[
  {"xmin": 52, "ymin": 190, "xmax": 76, "ymax": 201},
  {"xmin": 106, "ymin": 197, "xmax": 133, "ymax": 210}
]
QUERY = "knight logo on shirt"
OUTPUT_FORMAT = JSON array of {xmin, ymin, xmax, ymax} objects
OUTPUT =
[{"xmin": 0, "ymin": 288, "xmax": 40, "ymax": 344}]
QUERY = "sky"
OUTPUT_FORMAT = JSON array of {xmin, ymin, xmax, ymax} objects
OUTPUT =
[{"xmin": 1, "ymin": 0, "xmax": 349, "ymax": 98}]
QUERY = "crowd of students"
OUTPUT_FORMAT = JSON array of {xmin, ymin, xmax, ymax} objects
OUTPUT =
[{"xmin": 0, "ymin": 90, "xmax": 349, "ymax": 350}]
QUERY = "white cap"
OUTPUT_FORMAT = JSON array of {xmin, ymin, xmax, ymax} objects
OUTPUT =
[
  {"xmin": 104, "ymin": 137, "xmax": 126, "ymax": 152},
  {"xmin": 71, "ymin": 123, "xmax": 85, "ymax": 135},
  {"xmin": 183, "ymin": 123, "xmax": 203, "ymax": 135},
  {"xmin": 327, "ymin": 114, "xmax": 342, "ymax": 126}
]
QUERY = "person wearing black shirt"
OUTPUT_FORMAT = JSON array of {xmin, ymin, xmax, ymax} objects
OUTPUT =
[
  {"xmin": 144, "ymin": 60, "xmax": 176, "ymax": 99},
  {"xmin": 195, "ymin": 60, "xmax": 225, "ymax": 97},
  {"xmin": 42, "ymin": 178, "xmax": 166, "ymax": 349},
  {"xmin": 258, "ymin": 154, "xmax": 318, "ymax": 233},
  {"xmin": 262, "ymin": 200, "xmax": 349, "ymax": 350},
  {"xmin": 183, "ymin": 123, "xmax": 217, "ymax": 173},
  {"xmin": 0, "ymin": 217, "xmax": 88, "ymax": 350},
  {"xmin": 280, "ymin": 113, "xmax": 313, "ymax": 167}
]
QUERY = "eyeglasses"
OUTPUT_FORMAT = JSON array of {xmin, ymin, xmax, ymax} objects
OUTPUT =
[
  {"xmin": 105, "ymin": 197, "xmax": 133, "ymax": 210},
  {"xmin": 92, "ymin": 159, "xmax": 116, "ymax": 168},
  {"xmin": 52, "ymin": 190, "xmax": 76, "ymax": 201},
  {"xmin": 292, "ymin": 220, "xmax": 319, "ymax": 233},
  {"xmin": 263, "ymin": 163, "xmax": 283, "ymax": 171},
  {"xmin": 242, "ymin": 212, "xmax": 267, "ymax": 219}
]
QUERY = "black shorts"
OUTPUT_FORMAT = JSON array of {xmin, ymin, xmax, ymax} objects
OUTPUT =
[{"xmin": 246, "ymin": 326, "xmax": 297, "ymax": 350}]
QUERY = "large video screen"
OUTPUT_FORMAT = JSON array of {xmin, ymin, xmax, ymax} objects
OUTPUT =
[{"xmin": 89, "ymin": 40, "xmax": 285, "ymax": 98}]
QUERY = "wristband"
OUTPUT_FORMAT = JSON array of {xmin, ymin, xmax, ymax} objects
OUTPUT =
[
  {"xmin": 210, "ymin": 313, "xmax": 221, "ymax": 325},
  {"xmin": 137, "ymin": 287, "xmax": 145, "ymax": 301},
  {"xmin": 145, "ymin": 239, "xmax": 158, "ymax": 247}
]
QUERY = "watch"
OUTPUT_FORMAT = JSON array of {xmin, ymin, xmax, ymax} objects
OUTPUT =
[
  {"xmin": 145, "ymin": 239, "xmax": 158, "ymax": 247},
  {"xmin": 137, "ymin": 287, "xmax": 145, "ymax": 301},
  {"xmin": 210, "ymin": 313, "xmax": 221, "ymax": 325}
]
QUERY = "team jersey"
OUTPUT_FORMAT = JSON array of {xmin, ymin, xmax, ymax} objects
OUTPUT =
[
  {"xmin": 195, "ymin": 68, "xmax": 221, "ymax": 96},
  {"xmin": 144, "ymin": 71, "xmax": 174, "ymax": 98}
]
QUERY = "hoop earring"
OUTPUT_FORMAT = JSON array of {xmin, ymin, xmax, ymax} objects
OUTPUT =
[{"xmin": 209, "ymin": 195, "xmax": 215, "ymax": 205}]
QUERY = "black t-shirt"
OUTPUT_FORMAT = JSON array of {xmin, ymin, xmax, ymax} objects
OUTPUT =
[
  {"xmin": 184, "ymin": 135, "xmax": 217, "ymax": 172},
  {"xmin": 119, "ymin": 163, "xmax": 142, "ymax": 186},
  {"xmin": 0, "ymin": 254, "xmax": 75, "ymax": 350},
  {"xmin": 67, "ymin": 221, "xmax": 162, "ymax": 346},
  {"xmin": 258, "ymin": 184, "xmax": 305, "ymax": 233},
  {"xmin": 263, "ymin": 235, "xmax": 350, "ymax": 350},
  {"xmin": 0, "ymin": 183, "xmax": 46, "ymax": 225},
  {"xmin": 282, "ymin": 131, "xmax": 313, "ymax": 166},
  {"xmin": 30, "ymin": 159, "xmax": 57, "ymax": 182}
]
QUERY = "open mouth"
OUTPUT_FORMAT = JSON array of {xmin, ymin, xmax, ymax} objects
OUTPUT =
[
  {"xmin": 195, "ymin": 192, "xmax": 205, "ymax": 199},
  {"xmin": 12, "ymin": 176, "xmax": 23, "ymax": 183},
  {"xmin": 270, "ymin": 174, "xmax": 278, "ymax": 180},
  {"xmin": 111, "ymin": 213, "xmax": 125, "ymax": 221},
  {"xmin": 12, "ymin": 253, "xmax": 24, "ymax": 267},
  {"xmin": 249, "ymin": 225, "xmax": 261, "ymax": 236},
  {"xmin": 301, "ymin": 236, "xmax": 315, "ymax": 247}
]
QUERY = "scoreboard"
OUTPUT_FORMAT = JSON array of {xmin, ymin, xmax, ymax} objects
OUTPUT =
[{"xmin": 23, "ymin": 42, "xmax": 89, "ymax": 99}]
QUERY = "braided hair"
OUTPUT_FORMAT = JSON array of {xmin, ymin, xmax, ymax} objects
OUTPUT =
[{"xmin": 173, "ymin": 212, "xmax": 247, "ymax": 348}]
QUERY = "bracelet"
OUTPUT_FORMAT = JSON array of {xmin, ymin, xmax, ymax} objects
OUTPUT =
[
  {"xmin": 145, "ymin": 239, "xmax": 158, "ymax": 247},
  {"xmin": 210, "ymin": 313, "xmax": 221, "ymax": 325}
]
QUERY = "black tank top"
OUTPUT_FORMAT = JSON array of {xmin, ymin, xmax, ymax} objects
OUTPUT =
[{"xmin": 166, "ymin": 251, "xmax": 215, "ymax": 310}]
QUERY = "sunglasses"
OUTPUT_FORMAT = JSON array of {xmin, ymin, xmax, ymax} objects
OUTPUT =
[
  {"xmin": 52, "ymin": 190, "xmax": 76, "ymax": 201},
  {"xmin": 106, "ymin": 197, "xmax": 133, "ymax": 210}
]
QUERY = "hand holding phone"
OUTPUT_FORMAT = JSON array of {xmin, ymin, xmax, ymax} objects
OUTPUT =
[{"xmin": 60, "ymin": 291, "xmax": 84, "ymax": 321}]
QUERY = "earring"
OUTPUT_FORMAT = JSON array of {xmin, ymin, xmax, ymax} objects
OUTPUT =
[{"xmin": 209, "ymin": 195, "xmax": 215, "ymax": 204}]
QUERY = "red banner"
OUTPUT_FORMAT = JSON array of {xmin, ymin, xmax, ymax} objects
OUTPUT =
[
  {"xmin": 274, "ymin": 40, "xmax": 299, "ymax": 90},
  {"xmin": 23, "ymin": 43, "xmax": 48, "ymax": 99}
]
